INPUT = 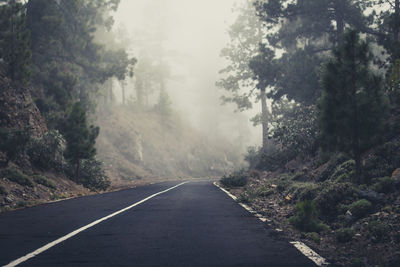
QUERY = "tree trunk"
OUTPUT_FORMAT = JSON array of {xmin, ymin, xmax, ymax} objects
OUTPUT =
[
  {"xmin": 260, "ymin": 88, "xmax": 269, "ymax": 151},
  {"xmin": 334, "ymin": 0, "xmax": 345, "ymax": 45},
  {"xmin": 121, "ymin": 80, "xmax": 125, "ymax": 105},
  {"xmin": 395, "ymin": 0, "xmax": 400, "ymax": 43},
  {"xmin": 350, "ymin": 35, "xmax": 361, "ymax": 183}
]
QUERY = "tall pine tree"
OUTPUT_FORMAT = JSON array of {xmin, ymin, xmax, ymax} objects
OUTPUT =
[{"xmin": 319, "ymin": 30, "xmax": 388, "ymax": 182}]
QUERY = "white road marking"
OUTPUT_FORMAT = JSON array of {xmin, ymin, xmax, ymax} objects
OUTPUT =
[
  {"xmin": 3, "ymin": 182, "xmax": 188, "ymax": 267},
  {"xmin": 213, "ymin": 182, "xmax": 329, "ymax": 266},
  {"xmin": 213, "ymin": 182, "xmax": 237, "ymax": 200},
  {"xmin": 290, "ymin": 241, "xmax": 329, "ymax": 266}
]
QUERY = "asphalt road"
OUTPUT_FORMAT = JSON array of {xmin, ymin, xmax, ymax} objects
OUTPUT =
[{"xmin": 0, "ymin": 180, "xmax": 316, "ymax": 267}]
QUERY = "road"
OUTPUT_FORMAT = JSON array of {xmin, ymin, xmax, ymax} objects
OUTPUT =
[{"xmin": 0, "ymin": 180, "xmax": 316, "ymax": 266}]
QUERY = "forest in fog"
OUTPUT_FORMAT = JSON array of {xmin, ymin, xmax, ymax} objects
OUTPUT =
[{"xmin": 1, "ymin": 0, "xmax": 400, "ymax": 265}]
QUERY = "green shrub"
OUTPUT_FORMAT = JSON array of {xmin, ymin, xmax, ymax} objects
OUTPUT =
[
  {"xmin": 368, "ymin": 220, "xmax": 389, "ymax": 242},
  {"xmin": 0, "ymin": 168, "xmax": 33, "ymax": 187},
  {"xmin": 330, "ymin": 160, "xmax": 355, "ymax": 182},
  {"xmin": 220, "ymin": 170, "xmax": 248, "ymax": 187},
  {"xmin": 304, "ymin": 232, "xmax": 321, "ymax": 244},
  {"xmin": 276, "ymin": 174, "xmax": 292, "ymax": 192},
  {"xmin": 349, "ymin": 199, "xmax": 372, "ymax": 219},
  {"xmin": 287, "ymin": 182, "xmax": 319, "ymax": 201},
  {"xmin": 0, "ymin": 127, "xmax": 31, "ymax": 162},
  {"xmin": 363, "ymin": 142, "xmax": 400, "ymax": 182},
  {"xmin": 16, "ymin": 200, "xmax": 28, "ymax": 208},
  {"xmin": 371, "ymin": 177, "xmax": 395, "ymax": 193},
  {"xmin": 336, "ymin": 228, "xmax": 355, "ymax": 243},
  {"xmin": 0, "ymin": 185, "xmax": 8, "ymax": 195},
  {"xmin": 319, "ymin": 153, "xmax": 350, "ymax": 181},
  {"xmin": 33, "ymin": 175, "xmax": 56, "ymax": 189},
  {"xmin": 315, "ymin": 182, "xmax": 357, "ymax": 218},
  {"xmin": 238, "ymin": 190, "xmax": 258, "ymax": 203},
  {"xmin": 78, "ymin": 159, "xmax": 110, "ymax": 191},
  {"xmin": 28, "ymin": 130, "xmax": 66, "ymax": 172},
  {"xmin": 256, "ymin": 186, "xmax": 274, "ymax": 197},
  {"xmin": 289, "ymin": 200, "xmax": 325, "ymax": 232}
]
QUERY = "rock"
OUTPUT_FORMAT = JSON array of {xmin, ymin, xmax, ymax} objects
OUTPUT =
[
  {"xmin": 358, "ymin": 190, "xmax": 385, "ymax": 203},
  {"xmin": 345, "ymin": 210, "xmax": 353, "ymax": 221},
  {"xmin": 4, "ymin": 196, "xmax": 13, "ymax": 204}
]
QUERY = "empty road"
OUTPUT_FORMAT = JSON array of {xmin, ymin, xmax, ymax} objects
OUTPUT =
[{"xmin": 0, "ymin": 180, "xmax": 316, "ymax": 266}]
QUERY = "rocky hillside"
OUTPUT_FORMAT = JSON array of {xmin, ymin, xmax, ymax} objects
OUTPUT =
[
  {"xmin": 0, "ymin": 75, "xmax": 91, "ymax": 211},
  {"xmin": 95, "ymin": 106, "xmax": 244, "ymax": 185},
  {"xmin": 219, "ymin": 148, "xmax": 400, "ymax": 267}
]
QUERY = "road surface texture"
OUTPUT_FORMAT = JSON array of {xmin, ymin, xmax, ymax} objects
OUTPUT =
[{"xmin": 0, "ymin": 180, "xmax": 316, "ymax": 266}]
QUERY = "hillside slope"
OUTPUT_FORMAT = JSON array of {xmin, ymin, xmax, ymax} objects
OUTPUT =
[{"xmin": 96, "ymin": 107, "xmax": 243, "ymax": 185}]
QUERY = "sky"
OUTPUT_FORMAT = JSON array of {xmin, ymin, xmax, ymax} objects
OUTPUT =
[{"xmin": 114, "ymin": 0, "xmax": 260, "ymax": 149}]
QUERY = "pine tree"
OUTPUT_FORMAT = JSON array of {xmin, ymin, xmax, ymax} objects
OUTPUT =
[
  {"xmin": 0, "ymin": 0, "xmax": 31, "ymax": 83},
  {"xmin": 63, "ymin": 102, "xmax": 99, "ymax": 179},
  {"xmin": 319, "ymin": 30, "xmax": 388, "ymax": 182}
]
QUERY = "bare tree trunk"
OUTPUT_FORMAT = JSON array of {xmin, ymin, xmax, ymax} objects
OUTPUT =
[
  {"xmin": 334, "ymin": 0, "xmax": 345, "ymax": 45},
  {"xmin": 260, "ymin": 88, "xmax": 269, "ymax": 151},
  {"xmin": 121, "ymin": 80, "xmax": 125, "ymax": 105},
  {"xmin": 395, "ymin": 0, "xmax": 399, "ymax": 42}
]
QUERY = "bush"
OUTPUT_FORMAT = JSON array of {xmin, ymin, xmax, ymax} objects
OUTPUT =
[
  {"xmin": 28, "ymin": 130, "xmax": 66, "ymax": 171},
  {"xmin": 238, "ymin": 190, "xmax": 258, "ymax": 203},
  {"xmin": 256, "ymin": 186, "xmax": 274, "ymax": 197},
  {"xmin": 368, "ymin": 220, "xmax": 389, "ymax": 242},
  {"xmin": 78, "ymin": 159, "xmax": 110, "ymax": 191},
  {"xmin": 319, "ymin": 153, "xmax": 350, "ymax": 181},
  {"xmin": 364, "ymin": 142, "xmax": 400, "ymax": 182},
  {"xmin": 0, "ymin": 168, "xmax": 33, "ymax": 187},
  {"xmin": 349, "ymin": 199, "xmax": 372, "ymax": 219},
  {"xmin": 276, "ymin": 174, "xmax": 292, "ymax": 192},
  {"xmin": 0, "ymin": 185, "xmax": 8, "ymax": 195},
  {"xmin": 287, "ymin": 182, "xmax": 319, "ymax": 201},
  {"xmin": 371, "ymin": 177, "xmax": 395, "ymax": 193},
  {"xmin": 336, "ymin": 228, "xmax": 355, "ymax": 243},
  {"xmin": 289, "ymin": 200, "xmax": 325, "ymax": 232},
  {"xmin": 0, "ymin": 127, "xmax": 31, "ymax": 162},
  {"xmin": 220, "ymin": 170, "xmax": 248, "ymax": 187},
  {"xmin": 330, "ymin": 160, "xmax": 355, "ymax": 182},
  {"xmin": 315, "ymin": 182, "xmax": 357, "ymax": 218},
  {"xmin": 304, "ymin": 232, "xmax": 321, "ymax": 244},
  {"xmin": 33, "ymin": 175, "xmax": 56, "ymax": 189}
]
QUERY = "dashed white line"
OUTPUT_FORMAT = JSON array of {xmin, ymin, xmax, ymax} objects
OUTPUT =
[
  {"xmin": 290, "ymin": 241, "xmax": 329, "ymax": 266},
  {"xmin": 3, "ymin": 182, "xmax": 188, "ymax": 267},
  {"xmin": 213, "ymin": 182, "xmax": 329, "ymax": 266}
]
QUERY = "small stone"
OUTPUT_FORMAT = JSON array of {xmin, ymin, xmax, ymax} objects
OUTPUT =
[{"xmin": 4, "ymin": 196, "xmax": 13, "ymax": 204}]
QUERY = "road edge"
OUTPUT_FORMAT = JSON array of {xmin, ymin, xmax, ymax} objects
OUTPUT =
[{"xmin": 213, "ymin": 182, "xmax": 329, "ymax": 267}]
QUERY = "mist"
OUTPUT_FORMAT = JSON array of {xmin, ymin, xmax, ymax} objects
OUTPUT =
[{"xmin": 113, "ymin": 0, "xmax": 260, "ymax": 148}]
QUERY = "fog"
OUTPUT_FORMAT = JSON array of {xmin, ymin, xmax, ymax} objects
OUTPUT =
[{"xmin": 113, "ymin": 0, "xmax": 260, "ymax": 148}]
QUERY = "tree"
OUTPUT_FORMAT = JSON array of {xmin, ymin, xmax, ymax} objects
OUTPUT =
[
  {"xmin": 319, "ymin": 30, "xmax": 388, "ymax": 182},
  {"xmin": 63, "ymin": 102, "xmax": 99, "ymax": 179},
  {"xmin": 0, "ymin": 0, "xmax": 31, "ymax": 83},
  {"xmin": 217, "ymin": 0, "xmax": 271, "ymax": 149},
  {"xmin": 249, "ymin": 44, "xmax": 278, "ymax": 149},
  {"xmin": 26, "ymin": 0, "xmax": 134, "ymax": 121},
  {"xmin": 270, "ymin": 98, "xmax": 318, "ymax": 156},
  {"xmin": 254, "ymin": 0, "xmax": 371, "ymax": 104},
  {"xmin": 374, "ymin": 0, "xmax": 400, "ymax": 63}
]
